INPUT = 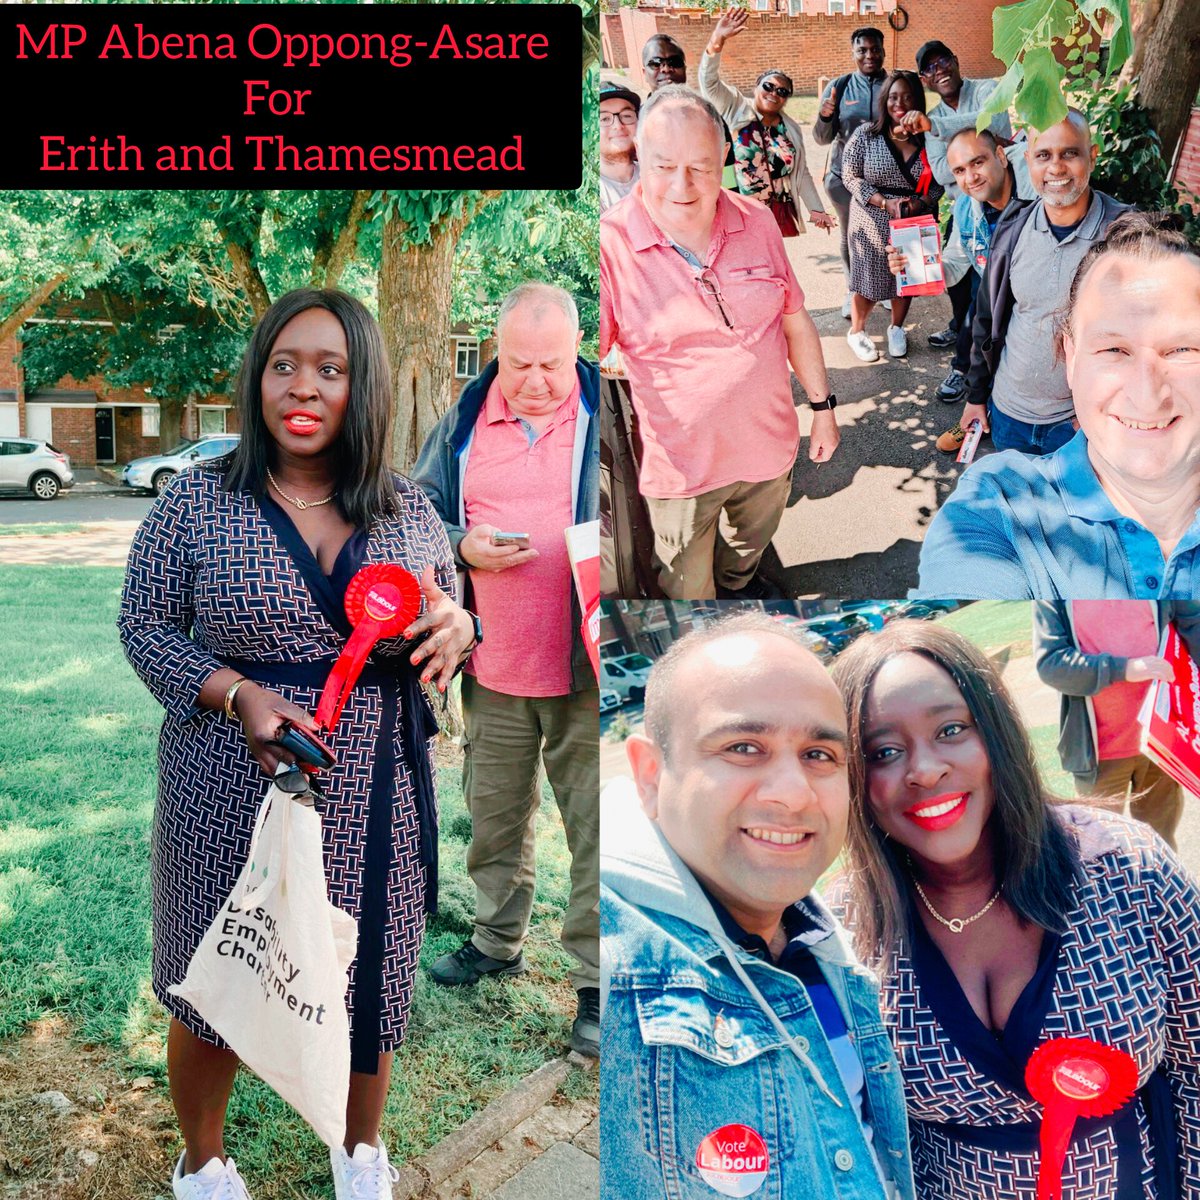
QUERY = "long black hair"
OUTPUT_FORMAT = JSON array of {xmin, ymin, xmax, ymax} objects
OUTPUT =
[
  {"xmin": 831, "ymin": 620, "xmax": 1082, "ymax": 969},
  {"xmin": 224, "ymin": 288, "xmax": 400, "ymax": 527}
]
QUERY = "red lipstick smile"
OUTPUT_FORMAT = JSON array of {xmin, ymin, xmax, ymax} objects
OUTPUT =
[
  {"xmin": 904, "ymin": 792, "xmax": 969, "ymax": 831},
  {"xmin": 283, "ymin": 409, "xmax": 321, "ymax": 436}
]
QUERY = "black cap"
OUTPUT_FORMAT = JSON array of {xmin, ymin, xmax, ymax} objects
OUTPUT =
[
  {"xmin": 916, "ymin": 40, "xmax": 954, "ymax": 73},
  {"xmin": 600, "ymin": 81, "xmax": 641, "ymax": 111}
]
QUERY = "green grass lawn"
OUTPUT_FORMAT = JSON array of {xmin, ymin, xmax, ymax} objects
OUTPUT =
[
  {"xmin": 0, "ymin": 566, "xmax": 591, "ymax": 1196},
  {"xmin": 940, "ymin": 600, "xmax": 1036, "ymax": 659},
  {"xmin": 0, "ymin": 523, "xmax": 85, "ymax": 537}
]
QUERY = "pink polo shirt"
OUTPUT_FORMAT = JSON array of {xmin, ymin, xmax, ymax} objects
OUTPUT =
[
  {"xmin": 1073, "ymin": 600, "xmax": 1159, "ymax": 761},
  {"xmin": 462, "ymin": 377, "xmax": 578, "ymax": 698},
  {"xmin": 600, "ymin": 186, "xmax": 805, "ymax": 499}
]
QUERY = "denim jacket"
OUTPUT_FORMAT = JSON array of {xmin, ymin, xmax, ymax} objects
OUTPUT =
[{"xmin": 600, "ymin": 785, "xmax": 915, "ymax": 1200}]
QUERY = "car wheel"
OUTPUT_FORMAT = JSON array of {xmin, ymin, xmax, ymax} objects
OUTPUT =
[
  {"xmin": 152, "ymin": 469, "xmax": 176, "ymax": 496},
  {"xmin": 30, "ymin": 472, "xmax": 59, "ymax": 500},
  {"xmin": 628, "ymin": 686, "xmax": 645, "ymax": 704}
]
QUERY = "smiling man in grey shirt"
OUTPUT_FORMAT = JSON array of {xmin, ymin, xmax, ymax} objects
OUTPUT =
[{"xmin": 962, "ymin": 110, "xmax": 1129, "ymax": 456}]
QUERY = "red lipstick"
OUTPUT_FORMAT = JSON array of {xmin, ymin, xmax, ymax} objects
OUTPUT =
[{"xmin": 904, "ymin": 792, "xmax": 969, "ymax": 832}]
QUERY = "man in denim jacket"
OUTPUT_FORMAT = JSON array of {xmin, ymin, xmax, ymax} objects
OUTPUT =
[{"xmin": 600, "ymin": 614, "xmax": 914, "ymax": 1200}]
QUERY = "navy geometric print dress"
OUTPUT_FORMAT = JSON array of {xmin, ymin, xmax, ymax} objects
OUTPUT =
[
  {"xmin": 118, "ymin": 466, "xmax": 456, "ymax": 1070},
  {"xmin": 853, "ymin": 807, "xmax": 1200, "ymax": 1200}
]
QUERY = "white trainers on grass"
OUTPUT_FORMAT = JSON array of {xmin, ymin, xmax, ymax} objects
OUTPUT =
[
  {"xmin": 331, "ymin": 1142, "xmax": 401, "ymax": 1200},
  {"xmin": 172, "ymin": 1154, "xmax": 252, "ymax": 1200}
]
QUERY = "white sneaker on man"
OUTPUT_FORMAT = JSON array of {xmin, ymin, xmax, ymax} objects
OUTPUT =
[
  {"xmin": 847, "ymin": 330, "xmax": 879, "ymax": 362},
  {"xmin": 172, "ymin": 1154, "xmax": 252, "ymax": 1200},
  {"xmin": 887, "ymin": 324, "xmax": 908, "ymax": 358},
  {"xmin": 331, "ymin": 1142, "xmax": 401, "ymax": 1200},
  {"xmin": 841, "ymin": 294, "xmax": 852, "ymax": 320}
]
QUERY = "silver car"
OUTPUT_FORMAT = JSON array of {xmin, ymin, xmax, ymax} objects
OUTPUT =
[
  {"xmin": 122, "ymin": 434, "xmax": 240, "ymax": 495},
  {"xmin": 0, "ymin": 438, "xmax": 75, "ymax": 500}
]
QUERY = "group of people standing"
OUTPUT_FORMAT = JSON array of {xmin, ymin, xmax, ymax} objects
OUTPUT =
[{"xmin": 600, "ymin": 14, "xmax": 1200, "ymax": 601}]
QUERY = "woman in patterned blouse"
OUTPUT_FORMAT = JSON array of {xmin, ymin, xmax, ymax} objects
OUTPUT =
[
  {"xmin": 829, "ymin": 619, "xmax": 1200, "ymax": 1200},
  {"xmin": 698, "ymin": 6, "xmax": 835, "ymax": 238},
  {"xmin": 119, "ymin": 290, "xmax": 476, "ymax": 1200}
]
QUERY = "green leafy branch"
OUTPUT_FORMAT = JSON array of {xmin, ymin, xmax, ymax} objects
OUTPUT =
[{"xmin": 977, "ymin": 0, "xmax": 1132, "ymax": 134}]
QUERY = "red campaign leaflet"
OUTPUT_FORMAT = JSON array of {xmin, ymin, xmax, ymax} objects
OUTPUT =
[
  {"xmin": 564, "ymin": 520, "xmax": 599, "ymax": 682},
  {"xmin": 1137, "ymin": 623, "xmax": 1200, "ymax": 795},
  {"xmin": 889, "ymin": 214, "xmax": 946, "ymax": 298},
  {"xmin": 695, "ymin": 1124, "xmax": 770, "ymax": 1197}
]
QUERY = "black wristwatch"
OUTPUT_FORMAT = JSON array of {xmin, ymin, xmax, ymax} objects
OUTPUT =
[
  {"xmin": 467, "ymin": 610, "xmax": 484, "ymax": 647},
  {"xmin": 811, "ymin": 393, "xmax": 837, "ymax": 412}
]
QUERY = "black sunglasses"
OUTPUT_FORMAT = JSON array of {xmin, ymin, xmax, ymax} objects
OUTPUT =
[
  {"xmin": 921, "ymin": 55, "xmax": 956, "ymax": 76},
  {"xmin": 760, "ymin": 80, "xmax": 793, "ymax": 99},
  {"xmin": 647, "ymin": 55, "xmax": 685, "ymax": 70}
]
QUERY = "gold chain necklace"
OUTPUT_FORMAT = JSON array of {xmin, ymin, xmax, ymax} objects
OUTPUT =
[
  {"xmin": 266, "ymin": 467, "xmax": 336, "ymax": 511},
  {"xmin": 912, "ymin": 877, "xmax": 1001, "ymax": 934}
]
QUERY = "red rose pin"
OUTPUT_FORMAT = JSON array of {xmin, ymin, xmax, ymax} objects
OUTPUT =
[
  {"xmin": 1025, "ymin": 1037, "xmax": 1138, "ymax": 1200},
  {"xmin": 315, "ymin": 563, "xmax": 421, "ymax": 733}
]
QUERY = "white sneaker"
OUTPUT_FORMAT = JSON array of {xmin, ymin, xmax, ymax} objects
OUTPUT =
[
  {"xmin": 847, "ymin": 330, "xmax": 879, "ymax": 362},
  {"xmin": 887, "ymin": 324, "xmax": 908, "ymax": 357},
  {"xmin": 882, "ymin": 299, "xmax": 893, "ymax": 312},
  {"xmin": 172, "ymin": 1154, "xmax": 252, "ymax": 1200},
  {"xmin": 841, "ymin": 294, "xmax": 852, "ymax": 320},
  {"xmin": 331, "ymin": 1142, "xmax": 401, "ymax": 1200}
]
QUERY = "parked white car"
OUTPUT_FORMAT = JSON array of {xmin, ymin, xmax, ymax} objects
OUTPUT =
[
  {"xmin": 122, "ymin": 434, "xmax": 240, "ymax": 495},
  {"xmin": 601, "ymin": 653, "xmax": 654, "ymax": 703},
  {"xmin": 600, "ymin": 688, "xmax": 622, "ymax": 714},
  {"xmin": 0, "ymin": 438, "xmax": 74, "ymax": 500}
]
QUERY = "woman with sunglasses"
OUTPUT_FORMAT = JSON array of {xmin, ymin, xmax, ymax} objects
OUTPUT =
[
  {"xmin": 119, "ymin": 290, "xmax": 476, "ymax": 1200},
  {"xmin": 827, "ymin": 619, "xmax": 1200, "ymax": 1200},
  {"xmin": 699, "ymin": 6, "xmax": 834, "ymax": 239},
  {"xmin": 842, "ymin": 70, "xmax": 942, "ymax": 362}
]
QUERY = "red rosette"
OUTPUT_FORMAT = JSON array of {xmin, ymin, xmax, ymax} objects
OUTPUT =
[
  {"xmin": 315, "ymin": 564, "xmax": 422, "ymax": 733},
  {"xmin": 1025, "ymin": 1037, "xmax": 1139, "ymax": 1200}
]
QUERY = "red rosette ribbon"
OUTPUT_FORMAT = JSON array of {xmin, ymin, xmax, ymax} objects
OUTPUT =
[
  {"xmin": 1025, "ymin": 1037, "xmax": 1139, "ymax": 1200},
  {"xmin": 315, "ymin": 563, "xmax": 422, "ymax": 733}
]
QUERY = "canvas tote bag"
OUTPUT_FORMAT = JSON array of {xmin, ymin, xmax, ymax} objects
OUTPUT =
[{"xmin": 169, "ymin": 768, "xmax": 357, "ymax": 1148}]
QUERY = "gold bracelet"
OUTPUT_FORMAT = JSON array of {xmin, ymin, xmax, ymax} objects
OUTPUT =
[{"xmin": 224, "ymin": 677, "xmax": 249, "ymax": 721}]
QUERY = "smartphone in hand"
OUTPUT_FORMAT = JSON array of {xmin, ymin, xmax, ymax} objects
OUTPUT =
[
  {"xmin": 491, "ymin": 531, "xmax": 531, "ymax": 549},
  {"xmin": 274, "ymin": 721, "xmax": 337, "ymax": 770}
]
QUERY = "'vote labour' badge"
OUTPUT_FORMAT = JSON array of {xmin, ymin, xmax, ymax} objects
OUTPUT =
[{"xmin": 695, "ymin": 1124, "xmax": 769, "ymax": 1197}]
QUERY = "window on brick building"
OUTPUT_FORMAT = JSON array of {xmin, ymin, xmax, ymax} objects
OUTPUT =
[
  {"xmin": 787, "ymin": 0, "xmax": 804, "ymax": 12},
  {"xmin": 754, "ymin": 0, "xmax": 770, "ymax": 9},
  {"xmin": 858, "ymin": 0, "xmax": 878, "ymax": 10},
  {"xmin": 827, "ymin": 0, "xmax": 845, "ymax": 11},
  {"xmin": 198, "ymin": 407, "xmax": 228, "ymax": 435},
  {"xmin": 142, "ymin": 406, "xmax": 159, "ymax": 437},
  {"xmin": 454, "ymin": 338, "xmax": 481, "ymax": 379}
]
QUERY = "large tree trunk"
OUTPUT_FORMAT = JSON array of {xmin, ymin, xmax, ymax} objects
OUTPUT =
[
  {"xmin": 1134, "ymin": 0, "xmax": 1200, "ymax": 166},
  {"xmin": 379, "ymin": 217, "xmax": 467, "ymax": 473},
  {"xmin": 1118, "ymin": 0, "xmax": 1163, "ymax": 84}
]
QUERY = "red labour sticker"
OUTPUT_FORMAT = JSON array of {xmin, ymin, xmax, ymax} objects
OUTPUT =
[
  {"xmin": 1052, "ymin": 1056, "xmax": 1110, "ymax": 1101},
  {"xmin": 695, "ymin": 1124, "xmax": 770, "ymax": 1197}
]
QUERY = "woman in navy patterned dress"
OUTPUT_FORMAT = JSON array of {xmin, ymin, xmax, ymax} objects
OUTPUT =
[
  {"xmin": 829, "ymin": 621, "xmax": 1200, "ymax": 1200},
  {"xmin": 119, "ymin": 290, "xmax": 476, "ymax": 1200}
]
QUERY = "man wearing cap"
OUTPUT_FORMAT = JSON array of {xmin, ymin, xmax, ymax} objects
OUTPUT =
[
  {"xmin": 600, "ymin": 81, "xmax": 640, "ymax": 213},
  {"xmin": 899, "ymin": 40, "xmax": 1018, "ymax": 387},
  {"xmin": 412, "ymin": 282, "xmax": 601, "ymax": 1058},
  {"xmin": 600, "ymin": 86, "xmax": 840, "ymax": 600},
  {"xmin": 601, "ymin": 612, "xmax": 914, "ymax": 1200},
  {"xmin": 813, "ymin": 27, "xmax": 888, "ymax": 319}
]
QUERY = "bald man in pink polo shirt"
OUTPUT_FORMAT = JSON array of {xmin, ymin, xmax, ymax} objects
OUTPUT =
[{"xmin": 601, "ymin": 85, "xmax": 840, "ymax": 600}]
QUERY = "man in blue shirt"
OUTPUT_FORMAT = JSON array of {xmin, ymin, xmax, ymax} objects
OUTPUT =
[{"xmin": 601, "ymin": 613, "xmax": 914, "ymax": 1200}]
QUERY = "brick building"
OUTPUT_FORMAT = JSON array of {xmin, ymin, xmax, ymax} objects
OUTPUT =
[
  {"xmin": 1173, "ymin": 107, "xmax": 1200, "ymax": 199},
  {"xmin": 603, "ymin": 2, "xmax": 1004, "ymax": 96},
  {"xmin": 0, "ymin": 321, "xmax": 495, "ymax": 468}
]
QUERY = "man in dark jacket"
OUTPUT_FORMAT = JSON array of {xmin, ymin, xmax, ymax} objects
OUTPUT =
[
  {"xmin": 961, "ymin": 109, "xmax": 1128, "ymax": 455},
  {"xmin": 412, "ymin": 282, "xmax": 600, "ymax": 1057}
]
